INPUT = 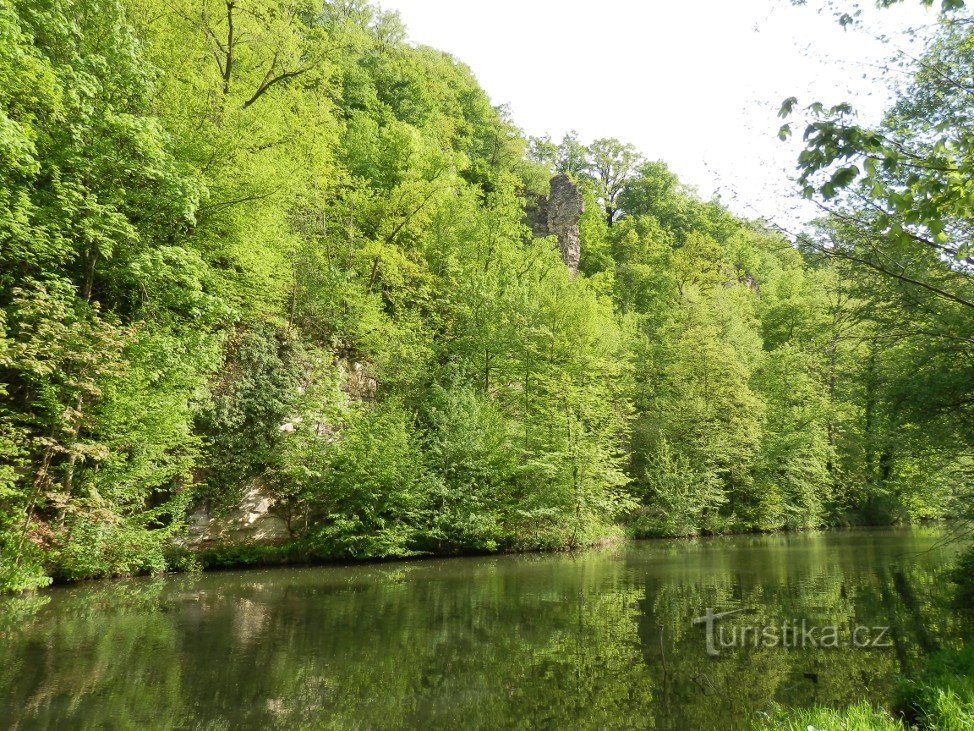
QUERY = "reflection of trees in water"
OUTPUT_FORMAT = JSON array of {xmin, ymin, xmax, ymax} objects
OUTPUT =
[
  {"xmin": 0, "ymin": 554, "xmax": 657, "ymax": 728},
  {"xmin": 0, "ymin": 533, "xmax": 965, "ymax": 730},
  {"xmin": 636, "ymin": 537, "xmax": 965, "ymax": 730}
]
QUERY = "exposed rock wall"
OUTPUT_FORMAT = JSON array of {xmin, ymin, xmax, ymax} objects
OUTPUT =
[
  {"xmin": 184, "ymin": 481, "xmax": 290, "ymax": 550},
  {"xmin": 183, "ymin": 358, "xmax": 377, "ymax": 552},
  {"xmin": 526, "ymin": 174, "xmax": 584, "ymax": 275}
]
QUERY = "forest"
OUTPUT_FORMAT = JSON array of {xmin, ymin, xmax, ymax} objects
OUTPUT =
[
  {"xmin": 3, "ymin": 0, "xmax": 974, "ymax": 728},
  {"xmin": 0, "ymin": 0, "xmax": 972, "ymax": 602}
]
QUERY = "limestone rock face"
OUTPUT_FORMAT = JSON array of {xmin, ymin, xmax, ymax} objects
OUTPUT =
[
  {"xmin": 184, "ymin": 481, "xmax": 290, "ymax": 550},
  {"xmin": 526, "ymin": 174, "xmax": 584, "ymax": 275},
  {"xmin": 182, "ymin": 358, "xmax": 378, "ymax": 554}
]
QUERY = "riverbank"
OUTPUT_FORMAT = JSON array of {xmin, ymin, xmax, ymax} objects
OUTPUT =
[
  {"xmin": 17, "ymin": 520, "xmax": 944, "ymax": 593},
  {"xmin": 754, "ymin": 645, "xmax": 974, "ymax": 730},
  {"xmin": 185, "ymin": 527, "xmax": 632, "ymax": 577},
  {"xmin": 187, "ymin": 520, "xmax": 952, "ymax": 579}
]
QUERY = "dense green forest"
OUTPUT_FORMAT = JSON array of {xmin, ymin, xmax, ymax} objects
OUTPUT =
[{"xmin": 0, "ymin": 0, "xmax": 972, "ymax": 595}]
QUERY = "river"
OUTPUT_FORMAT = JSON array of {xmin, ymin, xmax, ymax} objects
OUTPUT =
[{"xmin": 0, "ymin": 527, "xmax": 966, "ymax": 729}]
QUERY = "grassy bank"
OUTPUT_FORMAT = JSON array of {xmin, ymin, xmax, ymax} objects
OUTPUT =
[{"xmin": 753, "ymin": 645, "xmax": 974, "ymax": 730}]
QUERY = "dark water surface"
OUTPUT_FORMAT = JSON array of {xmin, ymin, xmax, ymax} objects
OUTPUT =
[{"xmin": 0, "ymin": 528, "xmax": 967, "ymax": 730}]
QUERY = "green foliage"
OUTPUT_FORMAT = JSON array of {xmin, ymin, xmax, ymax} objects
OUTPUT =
[
  {"xmin": 1, "ymin": 0, "xmax": 969, "ymax": 592},
  {"xmin": 752, "ymin": 702, "xmax": 904, "ymax": 731},
  {"xmin": 286, "ymin": 399, "xmax": 428, "ymax": 560},
  {"xmin": 630, "ymin": 440, "xmax": 726, "ymax": 537},
  {"xmin": 197, "ymin": 328, "xmax": 301, "ymax": 510},
  {"xmin": 420, "ymin": 384, "xmax": 516, "ymax": 552},
  {"xmin": 781, "ymin": 11, "xmax": 974, "ymax": 527},
  {"xmin": 753, "ymin": 345, "xmax": 832, "ymax": 530},
  {"xmin": 198, "ymin": 542, "xmax": 299, "ymax": 569},
  {"xmin": 952, "ymin": 548, "xmax": 974, "ymax": 611},
  {"xmin": 897, "ymin": 646, "xmax": 974, "ymax": 730}
]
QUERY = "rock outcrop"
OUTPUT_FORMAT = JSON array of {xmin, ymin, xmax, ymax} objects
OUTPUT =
[
  {"xmin": 526, "ymin": 174, "xmax": 584, "ymax": 275},
  {"xmin": 184, "ymin": 481, "xmax": 290, "ymax": 550},
  {"xmin": 183, "ymin": 358, "xmax": 376, "ymax": 553}
]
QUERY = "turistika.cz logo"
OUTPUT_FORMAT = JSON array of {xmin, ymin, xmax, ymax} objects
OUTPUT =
[{"xmin": 692, "ymin": 608, "xmax": 892, "ymax": 657}]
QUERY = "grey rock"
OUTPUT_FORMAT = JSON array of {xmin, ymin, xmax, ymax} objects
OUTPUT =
[
  {"xmin": 526, "ymin": 174, "xmax": 585, "ymax": 275},
  {"xmin": 183, "ymin": 480, "xmax": 290, "ymax": 550}
]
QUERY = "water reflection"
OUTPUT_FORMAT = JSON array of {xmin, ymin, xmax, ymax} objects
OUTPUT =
[{"xmin": 0, "ymin": 528, "xmax": 965, "ymax": 730}]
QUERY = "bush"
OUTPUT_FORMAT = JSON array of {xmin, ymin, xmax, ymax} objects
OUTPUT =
[
  {"xmin": 53, "ymin": 518, "xmax": 171, "ymax": 582},
  {"xmin": 418, "ymin": 385, "xmax": 516, "ymax": 552},
  {"xmin": 200, "ymin": 543, "xmax": 300, "ymax": 569},
  {"xmin": 630, "ymin": 441, "xmax": 725, "ymax": 538},
  {"xmin": 896, "ymin": 645, "xmax": 974, "ymax": 730},
  {"xmin": 274, "ymin": 398, "xmax": 430, "ymax": 560},
  {"xmin": 0, "ymin": 545, "xmax": 51, "ymax": 594}
]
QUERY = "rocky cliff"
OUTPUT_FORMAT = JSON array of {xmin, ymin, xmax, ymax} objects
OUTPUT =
[{"xmin": 526, "ymin": 174, "xmax": 585, "ymax": 275}]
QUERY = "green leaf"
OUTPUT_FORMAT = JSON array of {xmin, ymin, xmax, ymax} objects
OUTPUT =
[
  {"xmin": 779, "ymin": 97, "xmax": 798, "ymax": 119},
  {"xmin": 830, "ymin": 165, "xmax": 860, "ymax": 189}
]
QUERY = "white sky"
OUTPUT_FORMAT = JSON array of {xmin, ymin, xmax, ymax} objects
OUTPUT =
[{"xmin": 376, "ymin": 0, "xmax": 939, "ymax": 225}]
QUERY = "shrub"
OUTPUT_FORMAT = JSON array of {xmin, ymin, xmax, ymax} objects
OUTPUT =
[{"xmin": 896, "ymin": 645, "xmax": 974, "ymax": 730}]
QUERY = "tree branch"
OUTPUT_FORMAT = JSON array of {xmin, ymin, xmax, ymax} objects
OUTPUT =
[{"xmin": 242, "ymin": 66, "xmax": 314, "ymax": 109}]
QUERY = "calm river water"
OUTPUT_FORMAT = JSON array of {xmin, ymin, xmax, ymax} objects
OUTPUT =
[{"xmin": 0, "ymin": 528, "xmax": 967, "ymax": 729}]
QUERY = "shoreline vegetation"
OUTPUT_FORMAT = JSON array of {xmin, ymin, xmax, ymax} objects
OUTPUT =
[
  {"xmin": 753, "ymin": 645, "xmax": 974, "ymax": 730},
  {"xmin": 191, "ymin": 520, "xmax": 951, "ymax": 577},
  {"xmin": 5, "ymin": 520, "xmax": 949, "ymax": 596}
]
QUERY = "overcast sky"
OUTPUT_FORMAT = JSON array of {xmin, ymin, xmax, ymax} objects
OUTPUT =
[{"xmin": 376, "ymin": 0, "xmax": 937, "ymax": 225}]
